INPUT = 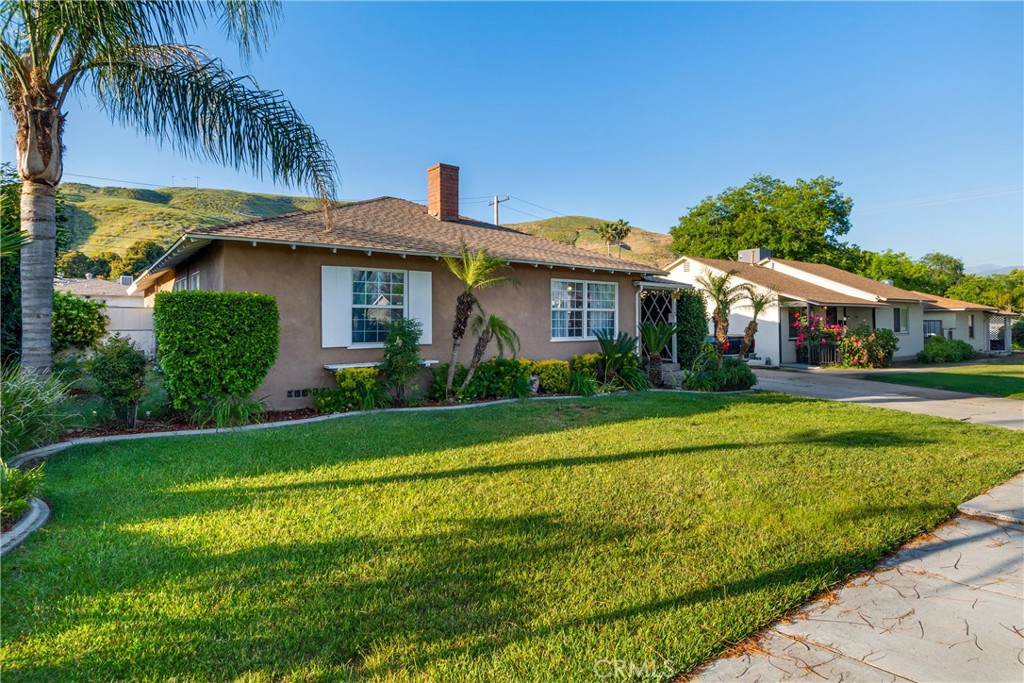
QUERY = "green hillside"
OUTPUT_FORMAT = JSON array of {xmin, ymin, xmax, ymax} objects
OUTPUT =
[
  {"xmin": 506, "ymin": 215, "xmax": 676, "ymax": 267},
  {"xmin": 59, "ymin": 184, "xmax": 325, "ymax": 255}
]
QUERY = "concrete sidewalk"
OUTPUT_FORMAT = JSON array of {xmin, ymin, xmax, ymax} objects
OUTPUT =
[
  {"xmin": 753, "ymin": 369, "xmax": 1024, "ymax": 430},
  {"xmin": 694, "ymin": 477, "xmax": 1024, "ymax": 683}
]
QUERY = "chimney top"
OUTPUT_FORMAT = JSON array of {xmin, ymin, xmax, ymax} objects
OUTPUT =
[
  {"xmin": 427, "ymin": 163, "xmax": 459, "ymax": 221},
  {"xmin": 738, "ymin": 248, "xmax": 773, "ymax": 264}
]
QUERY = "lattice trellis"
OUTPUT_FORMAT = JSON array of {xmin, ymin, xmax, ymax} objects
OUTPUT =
[{"xmin": 639, "ymin": 290, "xmax": 676, "ymax": 361}]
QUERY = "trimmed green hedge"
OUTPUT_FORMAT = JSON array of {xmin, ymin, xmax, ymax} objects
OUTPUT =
[
  {"xmin": 532, "ymin": 359, "xmax": 569, "ymax": 395},
  {"xmin": 918, "ymin": 335, "xmax": 976, "ymax": 364},
  {"xmin": 154, "ymin": 291, "xmax": 279, "ymax": 411}
]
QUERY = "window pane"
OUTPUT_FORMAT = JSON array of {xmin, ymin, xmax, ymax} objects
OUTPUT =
[
  {"xmin": 354, "ymin": 270, "xmax": 404, "ymax": 308},
  {"xmin": 587, "ymin": 283, "xmax": 615, "ymax": 310},
  {"xmin": 587, "ymin": 310, "xmax": 615, "ymax": 337},
  {"xmin": 552, "ymin": 280, "xmax": 583, "ymax": 310},
  {"xmin": 352, "ymin": 307, "xmax": 402, "ymax": 344},
  {"xmin": 551, "ymin": 309, "xmax": 583, "ymax": 338}
]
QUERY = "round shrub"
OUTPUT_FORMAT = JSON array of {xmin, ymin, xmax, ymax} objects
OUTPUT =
[
  {"xmin": 532, "ymin": 359, "xmax": 569, "ymax": 395},
  {"xmin": 51, "ymin": 290, "xmax": 107, "ymax": 353},
  {"xmin": 917, "ymin": 335, "xmax": 976, "ymax": 364},
  {"xmin": 153, "ymin": 291, "xmax": 280, "ymax": 411},
  {"xmin": 838, "ymin": 324, "xmax": 899, "ymax": 368},
  {"xmin": 684, "ymin": 356, "xmax": 756, "ymax": 391},
  {"xmin": 311, "ymin": 367, "xmax": 386, "ymax": 413}
]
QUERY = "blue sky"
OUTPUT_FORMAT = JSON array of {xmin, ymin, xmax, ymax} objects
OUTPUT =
[{"xmin": 6, "ymin": 2, "xmax": 1022, "ymax": 269}]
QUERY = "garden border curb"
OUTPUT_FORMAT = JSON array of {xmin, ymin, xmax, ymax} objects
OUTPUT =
[
  {"xmin": 7, "ymin": 394, "xmax": 637, "ymax": 469},
  {"xmin": 1, "ymin": 498, "xmax": 50, "ymax": 557},
  {"xmin": 5, "ymin": 389, "xmax": 754, "ymax": 470}
]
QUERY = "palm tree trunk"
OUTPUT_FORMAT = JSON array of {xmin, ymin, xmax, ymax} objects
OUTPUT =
[
  {"xmin": 738, "ymin": 321, "xmax": 758, "ymax": 358},
  {"xmin": 461, "ymin": 329, "xmax": 492, "ymax": 391},
  {"xmin": 19, "ymin": 181, "xmax": 56, "ymax": 373},
  {"xmin": 714, "ymin": 310, "xmax": 729, "ymax": 367},
  {"xmin": 647, "ymin": 353, "xmax": 662, "ymax": 387},
  {"xmin": 445, "ymin": 292, "xmax": 475, "ymax": 399}
]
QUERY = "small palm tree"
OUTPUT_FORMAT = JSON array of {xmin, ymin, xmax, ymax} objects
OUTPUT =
[
  {"xmin": 441, "ymin": 244, "xmax": 517, "ymax": 400},
  {"xmin": 639, "ymin": 321, "xmax": 677, "ymax": 387},
  {"xmin": 2, "ymin": 1, "xmax": 337, "ymax": 373},
  {"xmin": 592, "ymin": 222, "xmax": 618, "ymax": 256},
  {"xmin": 738, "ymin": 287, "xmax": 775, "ymax": 358},
  {"xmin": 695, "ymin": 270, "xmax": 747, "ymax": 366},
  {"xmin": 612, "ymin": 219, "xmax": 631, "ymax": 257},
  {"xmin": 461, "ymin": 312, "xmax": 520, "ymax": 391}
]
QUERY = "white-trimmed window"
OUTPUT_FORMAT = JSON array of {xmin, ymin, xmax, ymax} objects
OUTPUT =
[
  {"xmin": 893, "ymin": 306, "xmax": 910, "ymax": 334},
  {"xmin": 968, "ymin": 314, "xmax": 975, "ymax": 339},
  {"xmin": 551, "ymin": 279, "xmax": 617, "ymax": 340},
  {"xmin": 321, "ymin": 266, "xmax": 432, "ymax": 349},
  {"xmin": 352, "ymin": 269, "xmax": 405, "ymax": 344},
  {"xmin": 189, "ymin": 271, "xmax": 200, "ymax": 291},
  {"xmin": 173, "ymin": 276, "xmax": 187, "ymax": 292}
]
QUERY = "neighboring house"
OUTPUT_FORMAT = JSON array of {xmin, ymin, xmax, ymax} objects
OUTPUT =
[
  {"xmin": 666, "ymin": 249, "xmax": 934, "ymax": 365},
  {"xmin": 54, "ymin": 275, "xmax": 155, "ymax": 356},
  {"xmin": 130, "ymin": 164, "xmax": 680, "ymax": 408},
  {"xmin": 910, "ymin": 291, "xmax": 1016, "ymax": 353}
]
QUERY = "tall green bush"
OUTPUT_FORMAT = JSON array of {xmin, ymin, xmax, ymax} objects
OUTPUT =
[
  {"xmin": 675, "ymin": 290, "xmax": 708, "ymax": 368},
  {"xmin": 89, "ymin": 335, "xmax": 148, "ymax": 427},
  {"xmin": 0, "ymin": 365, "xmax": 68, "ymax": 457},
  {"xmin": 153, "ymin": 291, "xmax": 279, "ymax": 412},
  {"xmin": 378, "ymin": 318, "xmax": 423, "ymax": 403},
  {"xmin": 51, "ymin": 291, "xmax": 107, "ymax": 353}
]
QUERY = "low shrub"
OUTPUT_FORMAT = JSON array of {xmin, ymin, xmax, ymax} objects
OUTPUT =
[
  {"xmin": 1, "ymin": 462, "xmax": 44, "ymax": 527},
  {"xmin": 311, "ymin": 367, "xmax": 388, "ymax": 413},
  {"xmin": 0, "ymin": 365, "xmax": 68, "ymax": 457},
  {"xmin": 89, "ymin": 335, "xmax": 148, "ymax": 427},
  {"xmin": 1013, "ymin": 320, "xmax": 1023, "ymax": 350},
  {"xmin": 51, "ymin": 290, "xmax": 107, "ymax": 353},
  {"xmin": 917, "ymin": 335, "xmax": 976, "ymax": 364},
  {"xmin": 684, "ymin": 355, "xmax": 757, "ymax": 392},
  {"xmin": 193, "ymin": 395, "xmax": 268, "ymax": 428},
  {"xmin": 378, "ymin": 318, "xmax": 423, "ymax": 403},
  {"xmin": 429, "ymin": 359, "xmax": 532, "ymax": 402},
  {"xmin": 532, "ymin": 359, "xmax": 570, "ymax": 395},
  {"xmin": 837, "ymin": 325, "xmax": 900, "ymax": 368},
  {"xmin": 569, "ymin": 353, "xmax": 600, "ymax": 379},
  {"xmin": 154, "ymin": 291, "xmax": 279, "ymax": 413}
]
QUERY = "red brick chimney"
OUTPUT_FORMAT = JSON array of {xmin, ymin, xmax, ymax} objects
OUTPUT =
[{"xmin": 427, "ymin": 163, "xmax": 459, "ymax": 220}]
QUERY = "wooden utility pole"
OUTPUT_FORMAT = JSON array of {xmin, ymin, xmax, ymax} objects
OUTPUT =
[{"xmin": 489, "ymin": 195, "xmax": 509, "ymax": 226}]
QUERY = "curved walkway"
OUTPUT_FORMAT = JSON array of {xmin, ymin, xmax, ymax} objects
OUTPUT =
[{"xmin": 753, "ymin": 368, "xmax": 1023, "ymax": 430}]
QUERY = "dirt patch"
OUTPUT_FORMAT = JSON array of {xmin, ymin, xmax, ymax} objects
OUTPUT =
[{"xmin": 59, "ymin": 408, "xmax": 320, "ymax": 441}]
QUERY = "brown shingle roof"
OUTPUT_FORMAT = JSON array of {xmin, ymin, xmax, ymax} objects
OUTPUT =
[
  {"xmin": 768, "ymin": 258, "xmax": 931, "ymax": 302},
  {"xmin": 908, "ymin": 290, "xmax": 998, "ymax": 313},
  {"xmin": 684, "ymin": 256, "xmax": 877, "ymax": 306},
  {"xmin": 187, "ymin": 197, "xmax": 662, "ymax": 274}
]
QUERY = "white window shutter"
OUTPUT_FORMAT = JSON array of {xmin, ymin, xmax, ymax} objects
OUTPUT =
[
  {"xmin": 407, "ymin": 270, "xmax": 432, "ymax": 345},
  {"xmin": 321, "ymin": 266, "xmax": 352, "ymax": 348}
]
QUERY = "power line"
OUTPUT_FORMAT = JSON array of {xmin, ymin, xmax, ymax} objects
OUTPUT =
[
  {"xmin": 500, "ymin": 204, "xmax": 546, "ymax": 221},
  {"xmin": 507, "ymin": 195, "xmax": 571, "ymax": 218}
]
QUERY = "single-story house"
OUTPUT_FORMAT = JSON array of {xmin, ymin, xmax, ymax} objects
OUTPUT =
[
  {"xmin": 54, "ymin": 275, "xmax": 155, "ymax": 356},
  {"xmin": 909, "ymin": 291, "xmax": 1016, "ymax": 353},
  {"xmin": 129, "ymin": 164, "xmax": 687, "ymax": 408},
  {"xmin": 665, "ymin": 249, "xmax": 935, "ymax": 365}
]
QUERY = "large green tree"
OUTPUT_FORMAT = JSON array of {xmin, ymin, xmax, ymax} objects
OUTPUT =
[
  {"xmin": 2, "ymin": 1, "xmax": 337, "ymax": 373},
  {"xmin": 858, "ymin": 249, "xmax": 965, "ymax": 295},
  {"xmin": 946, "ymin": 271, "xmax": 1024, "ymax": 314},
  {"xmin": 671, "ymin": 175, "xmax": 853, "ymax": 263}
]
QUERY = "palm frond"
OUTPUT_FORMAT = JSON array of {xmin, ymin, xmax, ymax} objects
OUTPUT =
[
  {"xmin": 84, "ymin": 43, "xmax": 336, "ymax": 204},
  {"xmin": 442, "ymin": 243, "xmax": 517, "ymax": 294}
]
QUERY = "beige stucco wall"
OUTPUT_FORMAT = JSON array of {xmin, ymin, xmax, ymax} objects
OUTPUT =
[
  {"xmin": 923, "ymin": 311, "xmax": 991, "ymax": 352},
  {"xmin": 157, "ymin": 241, "xmax": 641, "ymax": 408}
]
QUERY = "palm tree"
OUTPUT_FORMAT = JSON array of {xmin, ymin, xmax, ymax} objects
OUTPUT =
[
  {"xmin": 612, "ymin": 219, "xmax": 631, "ymax": 257},
  {"xmin": 2, "ymin": 1, "xmax": 337, "ymax": 373},
  {"xmin": 441, "ymin": 244, "xmax": 517, "ymax": 400},
  {"xmin": 461, "ymin": 312, "xmax": 520, "ymax": 392},
  {"xmin": 592, "ymin": 222, "xmax": 618, "ymax": 256},
  {"xmin": 738, "ymin": 287, "xmax": 775, "ymax": 358},
  {"xmin": 695, "ymin": 270, "xmax": 747, "ymax": 366},
  {"xmin": 638, "ymin": 321, "xmax": 676, "ymax": 387}
]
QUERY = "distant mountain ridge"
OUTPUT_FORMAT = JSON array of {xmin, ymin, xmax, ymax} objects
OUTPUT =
[
  {"xmin": 505, "ymin": 216, "xmax": 675, "ymax": 267},
  {"xmin": 60, "ymin": 183, "xmax": 325, "ymax": 255}
]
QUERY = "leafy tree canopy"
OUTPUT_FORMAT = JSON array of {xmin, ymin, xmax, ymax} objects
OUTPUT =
[
  {"xmin": 946, "ymin": 271, "xmax": 1024, "ymax": 314},
  {"xmin": 670, "ymin": 175, "xmax": 853, "ymax": 263},
  {"xmin": 859, "ymin": 249, "xmax": 965, "ymax": 296}
]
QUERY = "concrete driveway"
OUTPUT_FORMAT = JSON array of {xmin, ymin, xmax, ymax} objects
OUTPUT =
[{"xmin": 753, "ymin": 368, "xmax": 1024, "ymax": 430}]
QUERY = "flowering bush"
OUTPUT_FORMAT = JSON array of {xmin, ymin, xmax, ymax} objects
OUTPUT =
[
  {"xmin": 792, "ymin": 311, "xmax": 844, "ymax": 350},
  {"xmin": 838, "ymin": 325, "xmax": 899, "ymax": 368}
]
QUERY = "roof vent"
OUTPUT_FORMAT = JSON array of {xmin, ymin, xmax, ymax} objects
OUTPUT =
[
  {"xmin": 119, "ymin": 275, "xmax": 134, "ymax": 286},
  {"xmin": 738, "ymin": 248, "xmax": 772, "ymax": 264}
]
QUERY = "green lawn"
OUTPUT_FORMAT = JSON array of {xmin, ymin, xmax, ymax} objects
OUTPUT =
[
  {"xmin": 2, "ymin": 393, "xmax": 1021, "ymax": 682},
  {"xmin": 866, "ymin": 361, "xmax": 1024, "ymax": 400}
]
